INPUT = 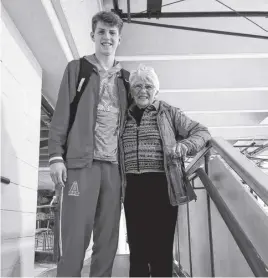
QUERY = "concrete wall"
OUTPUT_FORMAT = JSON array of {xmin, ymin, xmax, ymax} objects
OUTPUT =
[{"xmin": 1, "ymin": 6, "xmax": 42, "ymax": 277}]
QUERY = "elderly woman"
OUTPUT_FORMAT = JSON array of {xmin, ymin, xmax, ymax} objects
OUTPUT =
[{"xmin": 120, "ymin": 65, "xmax": 211, "ymax": 277}]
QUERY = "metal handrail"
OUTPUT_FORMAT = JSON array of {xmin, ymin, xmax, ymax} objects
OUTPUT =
[
  {"xmin": 211, "ymin": 137, "xmax": 268, "ymax": 206},
  {"xmin": 177, "ymin": 137, "xmax": 268, "ymax": 276},
  {"xmin": 196, "ymin": 168, "xmax": 268, "ymax": 277},
  {"xmin": 184, "ymin": 137, "xmax": 268, "ymax": 206},
  {"xmin": 185, "ymin": 145, "xmax": 211, "ymax": 176}
]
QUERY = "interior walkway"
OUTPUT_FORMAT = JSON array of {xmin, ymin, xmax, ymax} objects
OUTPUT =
[
  {"xmin": 39, "ymin": 254, "xmax": 130, "ymax": 277},
  {"xmin": 36, "ymin": 209, "xmax": 130, "ymax": 277}
]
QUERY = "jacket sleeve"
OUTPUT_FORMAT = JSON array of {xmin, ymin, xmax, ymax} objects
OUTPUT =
[
  {"xmin": 170, "ymin": 107, "xmax": 211, "ymax": 156},
  {"xmin": 48, "ymin": 60, "xmax": 77, "ymax": 162}
]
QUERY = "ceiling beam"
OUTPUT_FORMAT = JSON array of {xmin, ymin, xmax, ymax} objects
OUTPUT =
[
  {"xmin": 248, "ymin": 144, "xmax": 268, "ymax": 156},
  {"xmin": 123, "ymin": 19, "xmax": 268, "ymax": 40},
  {"xmin": 187, "ymin": 112, "xmax": 268, "ymax": 127},
  {"xmin": 117, "ymin": 54, "xmax": 268, "ymax": 61},
  {"xmin": 185, "ymin": 110, "xmax": 268, "ymax": 114},
  {"xmin": 208, "ymin": 126, "xmax": 268, "ymax": 139},
  {"xmin": 147, "ymin": 0, "xmax": 162, "ymax": 14},
  {"xmin": 234, "ymin": 145, "xmax": 264, "ymax": 148},
  {"xmin": 158, "ymin": 91, "xmax": 268, "ymax": 111},
  {"xmin": 40, "ymin": 0, "xmax": 74, "ymax": 61},
  {"xmin": 112, "ymin": 0, "xmax": 120, "ymax": 13},
  {"xmin": 126, "ymin": 0, "xmax": 131, "ymax": 23},
  {"xmin": 51, "ymin": 0, "xmax": 80, "ymax": 59},
  {"xmin": 234, "ymin": 138, "xmax": 268, "ymax": 142},
  {"xmin": 120, "ymin": 11, "xmax": 268, "ymax": 19}
]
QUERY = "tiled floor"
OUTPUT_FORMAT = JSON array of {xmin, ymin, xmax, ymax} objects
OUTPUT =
[{"xmin": 34, "ymin": 263, "xmax": 56, "ymax": 277}]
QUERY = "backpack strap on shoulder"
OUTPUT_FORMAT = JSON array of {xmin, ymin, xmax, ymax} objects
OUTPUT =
[
  {"xmin": 63, "ymin": 57, "xmax": 94, "ymax": 159},
  {"xmin": 120, "ymin": 68, "xmax": 132, "ymax": 105},
  {"xmin": 67, "ymin": 57, "xmax": 94, "ymax": 135}
]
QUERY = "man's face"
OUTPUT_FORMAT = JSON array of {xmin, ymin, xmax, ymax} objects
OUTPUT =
[
  {"xmin": 91, "ymin": 21, "xmax": 121, "ymax": 56},
  {"xmin": 131, "ymin": 78, "xmax": 158, "ymax": 109}
]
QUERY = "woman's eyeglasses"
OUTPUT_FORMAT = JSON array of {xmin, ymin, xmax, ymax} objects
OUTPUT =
[{"xmin": 132, "ymin": 84, "xmax": 155, "ymax": 93}]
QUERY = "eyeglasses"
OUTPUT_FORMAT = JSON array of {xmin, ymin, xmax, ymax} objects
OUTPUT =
[{"xmin": 132, "ymin": 84, "xmax": 155, "ymax": 93}]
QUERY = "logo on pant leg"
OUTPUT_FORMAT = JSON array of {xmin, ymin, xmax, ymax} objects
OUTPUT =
[{"xmin": 68, "ymin": 181, "xmax": 80, "ymax": 196}]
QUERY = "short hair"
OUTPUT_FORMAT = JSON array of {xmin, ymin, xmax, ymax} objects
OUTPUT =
[
  {"xmin": 92, "ymin": 11, "xmax": 123, "ymax": 34},
  {"xmin": 129, "ymin": 64, "xmax": 160, "ymax": 91}
]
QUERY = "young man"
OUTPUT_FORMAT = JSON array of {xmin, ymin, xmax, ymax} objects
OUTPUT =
[{"xmin": 48, "ymin": 11, "xmax": 129, "ymax": 277}]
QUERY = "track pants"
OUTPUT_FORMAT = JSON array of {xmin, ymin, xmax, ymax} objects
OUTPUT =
[
  {"xmin": 124, "ymin": 172, "xmax": 178, "ymax": 277},
  {"xmin": 57, "ymin": 161, "xmax": 121, "ymax": 277}
]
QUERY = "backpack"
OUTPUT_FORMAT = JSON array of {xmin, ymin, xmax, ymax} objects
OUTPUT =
[{"xmin": 66, "ymin": 57, "xmax": 130, "ymax": 137}]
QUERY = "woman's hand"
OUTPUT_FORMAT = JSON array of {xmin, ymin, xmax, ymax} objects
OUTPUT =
[
  {"xmin": 175, "ymin": 143, "xmax": 188, "ymax": 159},
  {"xmin": 165, "ymin": 143, "xmax": 188, "ymax": 160}
]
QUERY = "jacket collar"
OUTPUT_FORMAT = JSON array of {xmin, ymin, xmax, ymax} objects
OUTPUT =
[
  {"xmin": 84, "ymin": 54, "xmax": 122, "ymax": 76},
  {"xmin": 129, "ymin": 100, "xmax": 160, "ymax": 112}
]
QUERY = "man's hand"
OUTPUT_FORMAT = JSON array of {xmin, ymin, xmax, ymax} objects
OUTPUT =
[{"xmin": 50, "ymin": 162, "xmax": 67, "ymax": 188}]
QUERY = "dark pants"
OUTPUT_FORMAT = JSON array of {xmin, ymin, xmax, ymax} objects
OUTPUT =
[
  {"xmin": 57, "ymin": 161, "xmax": 121, "ymax": 277},
  {"xmin": 124, "ymin": 172, "xmax": 178, "ymax": 277}
]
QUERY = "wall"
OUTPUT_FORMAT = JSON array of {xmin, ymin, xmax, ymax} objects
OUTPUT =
[{"xmin": 1, "ymin": 6, "xmax": 42, "ymax": 277}]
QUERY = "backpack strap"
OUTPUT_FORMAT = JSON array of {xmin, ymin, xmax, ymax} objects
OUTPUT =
[
  {"xmin": 120, "ymin": 68, "xmax": 130, "ymax": 89},
  {"xmin": 120, "ymin": 68, "xmax": 133, "ymax": 105},
  {"xmin": 67, "ymin": 57, "xmax": 94, "ymax": 136},
  {"xmin": 63, "ymin": 57, "xmax": 94, "ymax": 159}
]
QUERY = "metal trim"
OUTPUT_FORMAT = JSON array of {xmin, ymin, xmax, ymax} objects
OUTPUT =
[
  {"xmin": 121, "ymin": 11, "xmax": 268, "ymax": 19},
  {"xmin": 122, "ymin": 19, "xmax": 268, "ymax": 40}
]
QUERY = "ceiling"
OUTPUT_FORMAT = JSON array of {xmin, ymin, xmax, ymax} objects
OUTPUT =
[
  {"xmin": 43, "ymin": 0, "xmax": 268, "ymax": 184},
  {"xmin": 107, "ymin": 0, "xmax": 268, "ymax": 175},
  {"xmin": 3, "ymin": 0, "xmax": 267, "ymax": 189},
  {"xmin": 113, "ymin": 0, "xmax": 268, "ymax": 140}
]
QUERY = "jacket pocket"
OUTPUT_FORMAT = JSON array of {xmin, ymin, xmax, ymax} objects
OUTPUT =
[
  {"xmin": 167, "ymin": 161, "xmax": 196, "ymax": 205},
  {"xmin": 66, "ymin": 156, "xmax": 93, "ymax": 169}
]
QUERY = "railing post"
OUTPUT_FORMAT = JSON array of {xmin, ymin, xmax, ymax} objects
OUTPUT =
[
  {"xmin": 187, "ymin": 184, "xmax": 193, "ymax": 277},
  {"xmin": 205, "ymin": 153, "xmax": 215, "ymax": 277}
]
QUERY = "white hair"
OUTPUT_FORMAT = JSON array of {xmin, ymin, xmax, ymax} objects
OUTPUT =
[{"xmin": 129, "ymin": 64, "xmax": 160, "ymax": 91}]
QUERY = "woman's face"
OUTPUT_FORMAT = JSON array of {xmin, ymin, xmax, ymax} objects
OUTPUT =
[{"xmin": 131, "ymin": 77, "xmax": 158, "ymax": 109}]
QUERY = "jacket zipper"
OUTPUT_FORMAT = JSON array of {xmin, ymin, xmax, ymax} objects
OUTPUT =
[
  {"xmin": 92, "ymin": 69, "xmax": 100, "ymax": 149},
  {"xmin": 136, "ymin": 125, "xmax": 140, "ymax": 172},
  {"xmin": 157, "ymin": 111, "xmax": 174, "ymax": 205},
  {"xmin": 119, "ymin": 119, "xmax": 127, "ymax": 200},
  {"xmin": 117, "ymin": 76, "xmax": 128, "ymax": 201}
]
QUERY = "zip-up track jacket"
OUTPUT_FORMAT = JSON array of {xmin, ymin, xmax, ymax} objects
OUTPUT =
[{"xmin": 48, "ymin": 58, "xmax": 129, "ymax": 169}]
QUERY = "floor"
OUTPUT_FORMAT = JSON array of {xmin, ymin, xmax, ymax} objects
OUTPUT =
[
  {"xmin": 38, "ymin": 254, "xmax": 130, "ymax": 277},
  {"xmin": 35, "ymin": 209, "xmax": 130, "ymax": 277}
]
